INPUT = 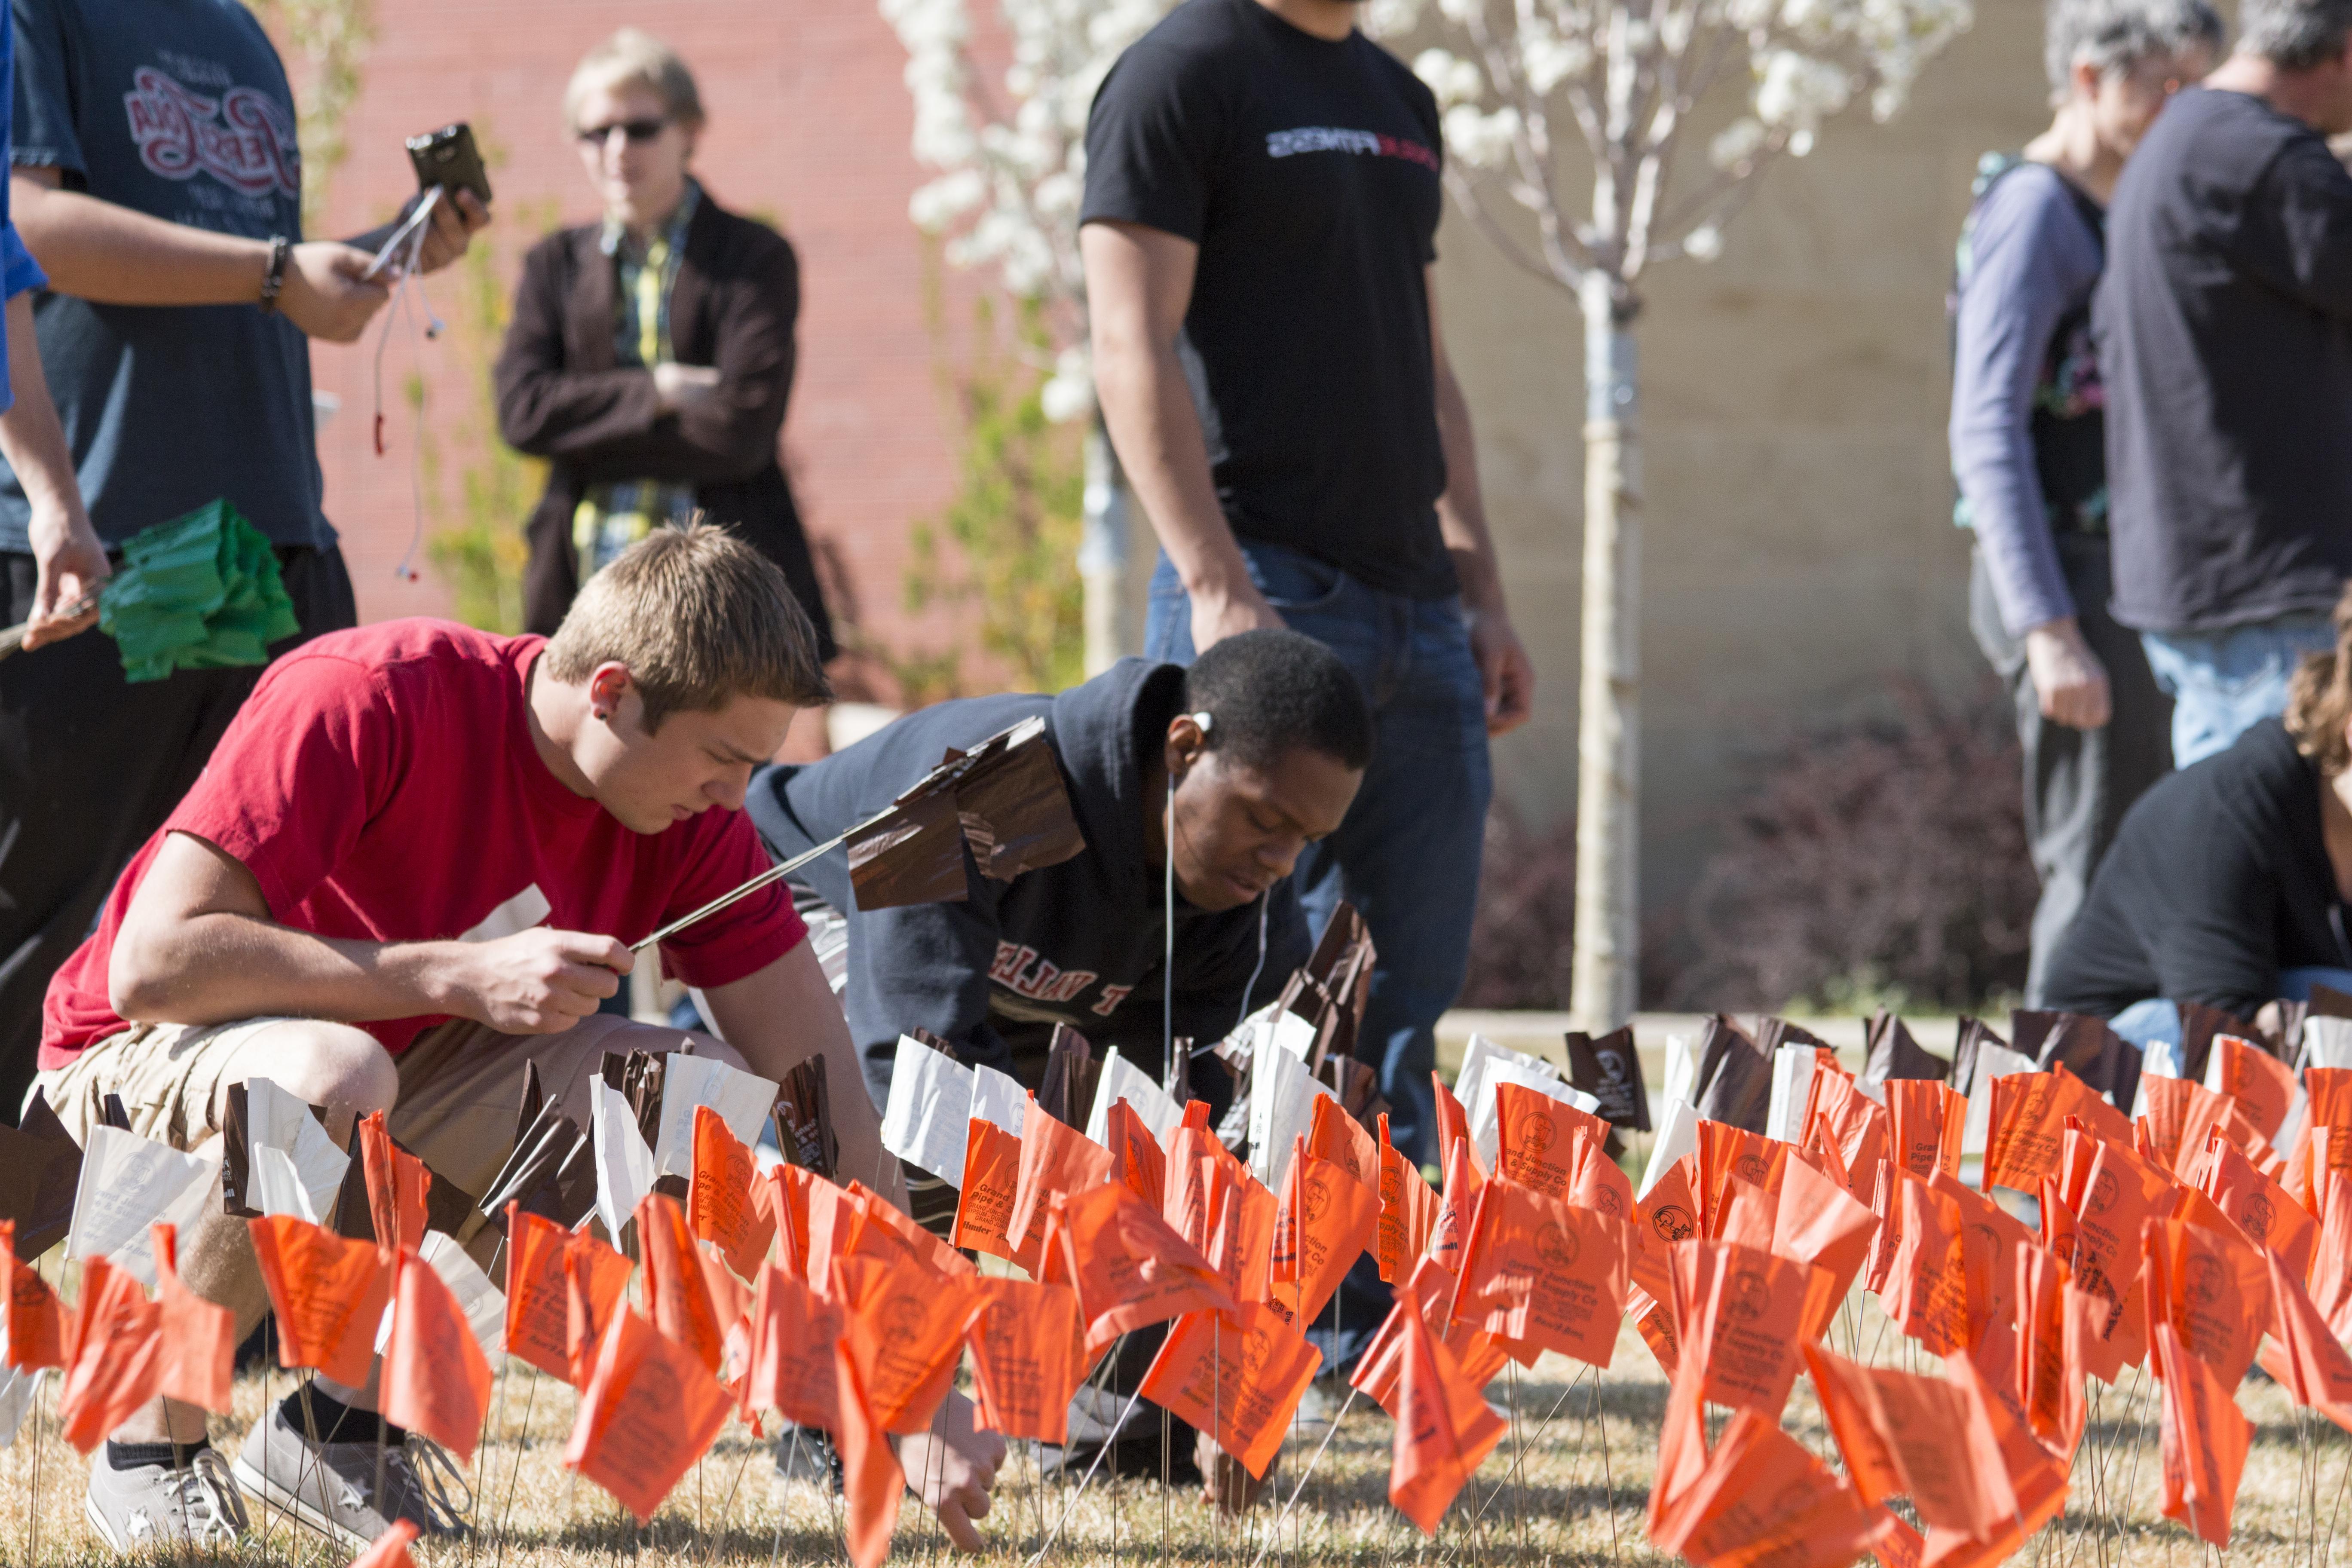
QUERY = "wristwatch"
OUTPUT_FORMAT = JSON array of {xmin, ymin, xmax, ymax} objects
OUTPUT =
[{"xmin": 258, "ymin": 236, "xmax": 291, "ymax": 313}]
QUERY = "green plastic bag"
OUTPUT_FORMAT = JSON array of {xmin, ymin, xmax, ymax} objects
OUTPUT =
[{"xmin": 97, "ymin": 500, "xmax": 299, "ymax": 683}]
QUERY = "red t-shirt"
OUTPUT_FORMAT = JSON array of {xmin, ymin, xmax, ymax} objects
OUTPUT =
[{"xmin": 40, "ymin": 620, "xmax": 803, "ymax": 1067}]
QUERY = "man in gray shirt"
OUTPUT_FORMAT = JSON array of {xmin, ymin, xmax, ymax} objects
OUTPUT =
[
  {"xmin": 2095, "ymin": 0, "xmax": 2352, "ymax": 766},
  {"xmin": 1951, "ymin": 0, "xmax": 2218, "ymax": 1001}
]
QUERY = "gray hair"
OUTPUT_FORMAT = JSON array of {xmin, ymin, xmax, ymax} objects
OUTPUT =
[
  {"xmin": 2043, "ymin": 0, "xmax": 2226, "ymax": 99},
  {"xmin": 563, "ymin": 28, "xmax": 706, "ymax": 132},
  {"xmin": 2238, "ymin": 0, "xmax": 2352, "ymax": 68}
]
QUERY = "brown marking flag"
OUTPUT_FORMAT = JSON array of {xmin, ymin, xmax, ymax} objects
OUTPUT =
[
  {"xmin": 953, "ymin": 1116, "xmax": 1023, "ymax": 1261},
  {"xmin": 637, "ymin": 1192, "xmax": 727, "ymax": 1375},
  {"xmin": 2147, "ymin": 1202, "xmax": 2272, "ymax": 1390},
  {"xmin": 1060, "ymin": 1178, "xmax": 1237, "ymax": 1358},
  {"xmin": 382, "ymin": 1246, "xmax": 494, "ymax": 1463},
  {"xmin": 1375, "ymin": 1115, "xmax": 1440, "ymax": 1283},
  {"xmin": 834, "ymin": 1340, "xmax": 904, "ymax": 1568},
  {"xmin": 2211, "ymin": 1035, "xmax": 2295, "ymax": 1143},
  {"xmin": 2201, "ymin": 1133, "xmax": 2316, "ymax": 1280},
  {"xmin": 565, "ymin": 1306, "xmax": 733, "ymax": 1523},
  {"xmin": 690, "ymin": 1105, "xmax": 771, "ymax": 1281},
  {"xmin": 1138, "ymin": 1300, "xmax": 1321, "ymax": 1479},
  {"xmin": 744, "ymin": 1262, "xmax": 845, "ymax": 1431},
  {"xmin": 247, "ymin": 1213, "xmax": 390, "ymax": 1388},
  {"xmin": 1427, "ymin": 1135, "xmax": 1485, "ymax": 1273},
  {"xmin": 1, "ymin": 1218, "xmax": 63, "ymax": 1370},
  {"xmin": 1772, "ymin": 1155, "xmax": 1879, "ymax": 1336},
  {"xmin": 1387, "ymin": 1302, "xmax": 1507, "ymax": 1534},
  {"xmin": 2154, "ymin": 1319, "xmax": 2250, "ymax": 1549},
  {"xmin": 55, "ymin": 1255, "xmax": 161, "ymax": 1454},
  {"xmin": 965, "ymin": 1276, "xmax": 1087, "ymax": 1443},
  {"xmin": 1493, "ymin": 1081, "xmax": 1606, "ymax": 1198},
  {"xmin": 151, "ymin": 1222, "xmax": 232, "ymax": 1415},
  {"xmin": 1803, "ymin": 1343, "xmax": 2013, "ymax": 1537},
  {"xmin": 1452, "ymin": 1177, "xmax": 1629, "ymax": 1369},
  {"xmin": 1887, "ymin": 1079, "xmax": 1962, "ymax": 1180},
  {"xmin": 1981, "ymin": 1065, "xmax": 2129, "ymax": 1195},
  {"xmin": 833, "ymin": 1251, "xmax": 981, "ymax": 1436},
  {"xmin": 1005, "ymin": 1100, "xmax": 1112, "ymax": 1274},
  {"xmin": 1271, "ymin": 1141, "xmax": 1380, "ymax": 1329},
  {"xmin": 1669, "ymin": 1238, "xmax": 1828, "ymax": 1420}
]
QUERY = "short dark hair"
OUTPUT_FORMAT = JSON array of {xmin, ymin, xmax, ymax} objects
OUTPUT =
[
  {"xmin": 1182, "ymin": 629, "xmax": 1373, "ymax": 773},
  {"xmin": 2239, "ymin": 0, "xmax": 2352, "ymax": 67}
]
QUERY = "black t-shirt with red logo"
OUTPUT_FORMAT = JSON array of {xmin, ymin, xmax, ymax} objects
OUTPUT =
[{"xmin": 1083, "ymin": 0, "xmax": 1453, "ymax": 597}]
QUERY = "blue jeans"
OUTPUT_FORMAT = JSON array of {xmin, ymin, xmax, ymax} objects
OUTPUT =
[
  {"xmin": 1147, "ymin": 542, "xmax": 1493, "ymax": 1170},
  {"xmin": 2107, "ymin": 966, "xmax": 2352, "ymax": 1065},
  {"xmin": 2140, "ymin": 616, "xmax": 2334, "ymax": 768}
]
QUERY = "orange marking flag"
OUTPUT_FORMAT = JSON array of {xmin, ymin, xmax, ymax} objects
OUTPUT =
[
  {"xmin": 1885, "ymin": 1176, "xmax": 1969, "ymax": 1357},
  {"xmin": 1138, "ymin": 1301, "xmax": 1321, "ymax": 1479},
  {"xmin": 697, "ymin": 1240, "xmax": 754, "ymax": 1380},
  {"xmin": 1271, "ymin": 1141, "xmax": 1381, "ymax": 1329},
  {"xmin": 2211, "ymin": 1035, "xmax": 2295, "ymax": 1143},
  {"xmin": 2066, "ymin": 1138, "xmax": 2171, "ymax": 1371},
  {"xmin": 1387, "ymin": 1302, "xmax": 1508, "ymax": 1534},
  {"xmin": 0, "ymin": 1219, "xmax": 62, "ymax": 1370},
  {"xmin": 502, "ymin": 1207, "xmax": 574, "ymax": 1379},
  {"xmin": 637, "ymin": 1192, "xmax": 726, "ymax": 1375},
  {"xmin": 1308, "ymin": 1091, "xmax": 1381, "ymax": 1190},
  {"xmin": 1493, "ymin": 1081, "xmax": 1606, "ymax": 1198},
  {"xmin": 1427, "ymin": 1136, "xmax": 1484, "ymax": 1273},
  {"xmin": 1637, "ymin": 1155, "xmax": 1702, "ymax": 1255},
  {"xmin": 382, "ymin": 1247, "xmax": 493, "ymax": 1463},
  {"xmin": 2317, "ymin": 1168, "xmax": 2352, "ymax": 1337},
  {"xmin": 1670, "ymin": 1238, "xmax": 1828, "ymax": 1420},
  {"xmin": 1772, "ymin": 1155, "xmax": 1879, "ymax": 1337},
  {"xmin": 2308, "ymin": 1066, "xmax": 2352, "ymax": 1133},
  {"xmin": 2140, "ymin": 1073, "xmax": 2226, "ymax": 1175},
  {"xmin": 1568, "ymin": 1130, "xmax": 1636, "ymax": 1223},
  {"xmin": 2201, "ymin": 1133, "xmax": 2316, "ymax": 1280},
  {"xmin": 248, "ymin": 1213, "xmax": 390, "ymax": 1388},
  {"xmin": 357, "ymin": 1111, "xmax": 429, "ymax": 1254},
  {"xmin": 760, "ymin": 1164, "xmax": 814, "ymax": 1280},
  {"xmin": 349, "ymin": 1520, "xmax": 421, "ymax": 1568},
  {"xmin": 848, "ymin": 1179, "xmax": 974, "ymax": 1280},
  {"xmin": 1804, "ymin": 1343, "xmax": 2013, "ymax": 1538},
  {"xmin": 1060, "ymin": 1178, "xmax": 1237, "ymax": 1358},
  {"xmin": 2149, "ymin": 1200, "xmax": 2272, "ymax": 1390},
  {"xmin": 953, "ymin": 1116, "xmax": 1024, "ymax": 1262},
  {"xmin": 690, "ymin": 1105, "xmax": 771, "ymax": 1282},
  {"xmin": 1807, "ymin": 1069, "xmax": 1893, "ymax": 1204},
  {"xmin": 1452, "ymin": 1177, "xmax": 1629, "ymax": 1370},
  {"xmin": 1648, "ymin": 1400, "xmax": 1892, "ymax": 1568},
  {"xmin": 744, "ymin": 1261, "xmax": 845, "ymax": 1431},
  {"xmin": 1696, "ymin": 1120, "xmax": 1786, "ymax": 1234},
  {"xmin": 965, "ymin": 1276, "xmax": 1087, "ymax": 1443},
  {"xmin": 1982, "ymin": 1065, "xmax": 2129, "ymax": 1195},
  {"xmin": 835, "ymin": 1340, "xmax": 904, "ymax": 1568},
  {"xmin": 55, "ymin": 1256, "xmax": 161, "ymax": 1455},
  {"xmin": 2014, "ymin": 1244, "xmax": 2081, "ymax": 1458},
  {"xmin": 834, "ymin": 1252, "xmax": 982, "ymax": 1435},
  {"xmin": 1203, "ymin": 1168, "xmax": 1277, "ymax": 1310},
  {"xmin": 564, "ymin": 1233, "xmax": 634, "ymax": 1390},
  {"xmin": 1431, "ymin": 1071, "xmax": 1470, "ymax": 1174},
  {"xmin": 1375, "ymin": 1115, "xmax": 1440, "ymax": 1283},
  {"xmin": 2154, "ymin": 1319, "xmax": 2250, "ymax": 1549},
  {"xmin": 152, "ymin": 1222, "xmax": 232, "ymax": 1415},
  {"xmin": 1886, "ymin": 1079, "xmax": 1961, "ymax": 1180},
  {"xmin": 1354, "ymin": 1256, "xmax": 1508, "ymax": 1418},
  {"xmin": 1105, "ymin": 1099, "xmax": 1167, "ymax": 1211},
  {"xmin": 566, "ymin": 1306, "xmax": 732, "ymax": 1522},
  {"xmin": 1006, "ymin": 1101, "xmax": 1112, "ymax": 1273},
  {"xmin": 2256, "ymin": 1250, "xmax": 2352, "ymax": 1434}
]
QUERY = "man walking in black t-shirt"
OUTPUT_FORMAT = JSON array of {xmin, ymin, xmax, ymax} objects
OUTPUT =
[
  {"xmin": 2095, "ymin": 0, "xmax": 2352, "ymax": 768},
  {"xmin": 1080, "ymin": 0, "xmax": 1534, "ymax": 1365}
]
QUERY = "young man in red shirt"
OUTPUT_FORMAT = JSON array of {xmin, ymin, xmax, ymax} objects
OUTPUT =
[{"xmin": 32, "ymin": 526, "xmax": 1000, "ymax": 1552}]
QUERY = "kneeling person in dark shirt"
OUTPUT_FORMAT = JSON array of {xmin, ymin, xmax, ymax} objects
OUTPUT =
[
  {"xmin": 2045, "ymin": 584, "xmax": 2352, "ymax": 1047},
  {"xmin": 746, "ymin": 626, "xmax": 1370, "ymax": 1140}
]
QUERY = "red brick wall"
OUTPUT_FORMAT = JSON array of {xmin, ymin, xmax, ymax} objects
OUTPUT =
[{"xmin": 301, "ymin": 0, "xmax": 973, "ymax": 684}]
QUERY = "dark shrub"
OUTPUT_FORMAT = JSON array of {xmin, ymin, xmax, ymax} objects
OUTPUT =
[{"xmin": 1458, "ymin": 804, "xmax": 1578, "ymax": 1010}]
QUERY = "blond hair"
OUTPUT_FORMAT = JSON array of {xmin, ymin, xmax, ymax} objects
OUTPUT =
[
  {"xmin": 564, "ymin": 28, "xmax": 705, "ymax": 133},
  {"xmin": 2285, "ymin": 581, "xmax": 2352, "ymax": 776},
  {"xmin": 543, "ymin": 524, "xmax": 830, "ymax": 729}
]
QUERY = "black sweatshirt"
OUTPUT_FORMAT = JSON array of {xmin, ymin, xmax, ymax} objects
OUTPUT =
[
  {"xmin": 745, "ymin": 658, "xmax": 1310, "ymax": 1110},
  {"xmin": 2043, "ymin": 719, "xmax": 2352, "ymax": 1019}
]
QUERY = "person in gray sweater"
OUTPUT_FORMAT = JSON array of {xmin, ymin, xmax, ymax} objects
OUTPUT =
[{"xmin": 1951, "ymin": 0, "xmax": 2220, "ymax": 1002}]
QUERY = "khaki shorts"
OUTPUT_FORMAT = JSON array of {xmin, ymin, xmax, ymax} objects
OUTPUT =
[{"xmin": 32, "ymin": 1011, "xmax": 724, "ymax": 1204}]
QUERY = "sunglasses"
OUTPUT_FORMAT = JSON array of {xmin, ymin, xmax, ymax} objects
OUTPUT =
[{"xmin": 577, "ymin": 118, "xmax": 668, "ymax": 145}]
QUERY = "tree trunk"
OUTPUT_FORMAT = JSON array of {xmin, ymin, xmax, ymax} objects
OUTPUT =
[
  {"xmin": 1079, "ymin": 415, "xmax": 1137, "ymax": 677},
  {"xmin": 1570, "ymin": 274, "xmax": 1642, "ymax": 1032}
]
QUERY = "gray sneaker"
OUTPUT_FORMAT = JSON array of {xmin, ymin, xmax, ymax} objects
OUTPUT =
[
  {"xmin": 230, "ymin": 1400, "xmax": 472, "ymax": 1550},
  {"xmin": 84, "ymin": 1445, "xmax": 250, "ymax": 1552}
]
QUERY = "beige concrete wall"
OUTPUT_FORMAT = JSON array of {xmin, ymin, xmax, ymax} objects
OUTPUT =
[{"xmin": 1439, "ymin": 0, "xmax": 2051, "ymax": 929}]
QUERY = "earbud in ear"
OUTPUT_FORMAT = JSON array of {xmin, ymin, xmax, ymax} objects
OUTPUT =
[{"xmin": 1188, "ymin": 711, "xmax": 1214, "ymax": 733}]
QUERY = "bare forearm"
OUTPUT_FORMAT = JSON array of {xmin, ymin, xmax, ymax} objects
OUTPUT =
[
  {"xmin": 13, "ymin": 178, "xmax": 271, "ymax": 307},
  {"xmin": 1093, "ymin": 337, "xmax": 1249, "ymax": 595},
  {"xmin": 110, "ymin": 911, "xmax": 466, "ymax": 1027},
  {"xmin": 0, "ymin": 292, "xmax": 79, "ymax": 514},
  {"xmin": 1433, "ymin": 360, "xmax": 1506, "ymax": 614}
]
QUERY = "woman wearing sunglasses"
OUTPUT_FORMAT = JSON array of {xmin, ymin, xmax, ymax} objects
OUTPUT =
[{"xmin": 496, "ymin": 29, "xmax": 836, "ymax": 685}]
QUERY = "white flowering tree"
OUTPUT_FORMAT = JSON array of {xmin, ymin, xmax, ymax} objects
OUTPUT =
[
  {"xmin": 1384, "ymin": 0, "xmax": 1971, "ymax": 1028},
  {"xmin": 882, "ymin": 0, "xmax": 1176, "ymax": 673}
]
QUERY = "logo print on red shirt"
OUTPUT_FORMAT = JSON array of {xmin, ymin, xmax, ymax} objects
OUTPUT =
[{"xmin": 124, "ymin": 67, "xmax": 299, "ymax": 198}]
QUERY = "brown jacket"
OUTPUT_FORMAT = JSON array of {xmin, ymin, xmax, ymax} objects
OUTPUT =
[{"xmin": 494, "ymin": 193, "xmax": 834, "ymax": 654}]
